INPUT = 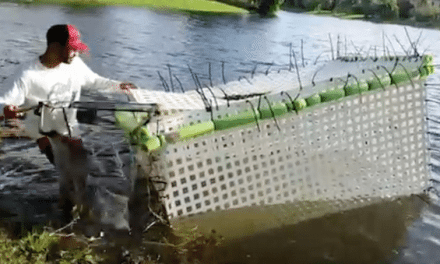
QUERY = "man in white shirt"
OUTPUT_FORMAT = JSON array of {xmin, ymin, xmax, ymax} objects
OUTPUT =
[{"xmin": 0, "ymin": 24, "xmax": 135, "ymax": 219}]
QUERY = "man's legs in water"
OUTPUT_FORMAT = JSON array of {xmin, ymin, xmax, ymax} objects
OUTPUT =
[{"xmin": 48, "ymin": 135, "xmax": 90, "ymax": 220}]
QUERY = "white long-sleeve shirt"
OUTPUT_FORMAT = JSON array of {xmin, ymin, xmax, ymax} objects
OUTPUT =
[{"xmin": 0, "ymin": 56, "xmax": 121, "ymax": 139}]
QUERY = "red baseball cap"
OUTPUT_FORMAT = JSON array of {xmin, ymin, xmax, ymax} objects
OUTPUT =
[{"xmin": 66, "ymin": 24, "xmax": 89, "ymax": 52}]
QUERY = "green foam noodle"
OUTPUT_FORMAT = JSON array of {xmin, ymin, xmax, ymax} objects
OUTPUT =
[
  {"xmin": 259, "ymin": 103, "xmax": 288, "ymax": 119},
  {"xmin": 320, "ymin": 86, "xmax": 345, "ymax": 102},
  {"xmin": 344, "ymin": 80, "xmax": 369, "ymax": 96},
  {"xmin": 141, "ymin": 136, "xmax": 162, "ymax": 151},
  {"xmin": 292, "ymin": 98, "xmax": 307, "ymax": 112},
  {"xmin": 115, "ymin": 111, "xmax": 139, "ymax": 133},
  {"xmin": 390, "ymin": 69, "xmax": 419, "ymax": 85},
  {"xmin": 305, "ymin": 94, "xmax": 321, "ymax": 107},
  {"xmin": 178, "ymin": 121, "xmax": 215, "ymax": 140},
  {"xmin": 213, "ymin": 110, "xmax": 260, "ymax": 130},
  {"xmin": 368, "ymin": 74, "xmax": 391, "ymax": 90}
]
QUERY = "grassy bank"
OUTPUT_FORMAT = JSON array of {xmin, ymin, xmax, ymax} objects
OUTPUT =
[
  {"xmin": 0, "ymin": 228, "xmax": 103, "ymax": 264},
  {"xmin": 0, "ymin": 224, "xmax": 226, "ymax": 263},
  {"xmin": 32, "ymin": 0, "xmax": 248, "ymax": 13}
]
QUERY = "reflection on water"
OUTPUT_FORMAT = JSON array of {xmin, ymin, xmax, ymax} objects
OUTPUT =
[
  {"xmin": 168, "ymin": 195, "xmax": 428, "ymax": 264},
  {"xmin": 1, "ymin": 3, "xmax": 440, "ymax": 263},
  {"xmin": 218, "ymin": 196, "xmax": 427, "ymax": 264}
]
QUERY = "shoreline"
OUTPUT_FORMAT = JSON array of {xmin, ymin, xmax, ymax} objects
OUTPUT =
[{"xmin": 282, "ymin": 6, "xmax": 440, "ymax": 31}]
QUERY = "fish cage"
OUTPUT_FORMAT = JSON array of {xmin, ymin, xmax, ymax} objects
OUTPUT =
[{"xmin": 115, "ymin": 54, "xmax": 434, "ymax": 235}]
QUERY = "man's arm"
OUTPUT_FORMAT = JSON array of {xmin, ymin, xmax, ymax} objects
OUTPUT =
[
  {"xmin": 0, "ymin": 105, "xmax": 23, "ymax": 121},
  {"xmin": 0, "ymin": 77, "xmax": 28, "ymax": 121},
  {"xmin": 76, "ymin": 57, "xmax": 137, "ymax": 94}
]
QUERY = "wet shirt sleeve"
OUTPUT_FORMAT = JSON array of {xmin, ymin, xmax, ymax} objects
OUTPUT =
[
  {"xmin": 75, "ymin": 57, "xmax": 121, "ymax": 92},
  {"xmin": 0, "ymin": 71, "xmax": 28, "ymax": 116}
]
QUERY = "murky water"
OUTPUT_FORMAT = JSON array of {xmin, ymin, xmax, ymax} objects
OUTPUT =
[{"xmin": 2, "ymin": 2, "xmax": 440, "ymax": 263}]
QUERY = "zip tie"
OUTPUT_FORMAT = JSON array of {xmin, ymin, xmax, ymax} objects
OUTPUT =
[
  {"xmin": 245, "ymin": 100, "xmax": 260, "ymax": 132},
  {"xmin": 167, "ymin": 64, "xmax": 174, "ymax": 92},
  {"xmin": 396, "ymin": 62, "xmax": 415, "ymax": 89},
  {"xmin": 173, "ymin": 74, "xmax": 185, "ymax": 93},
  {"xmin": 368, "ymin": 69, "xmax": 386, "ymax": 90},
  {"xmin": 311, "ymin": 65, "xmax": 325, "ymax": 86},
  {"xmin": 238, "ymin": 76, "xmax": 253, "ymax": 85},
  {"xmin": 222, "ymin": 61, "xmax": 226, "ymax": 84},
  {"xmin": 346, "ymin": 73, "xmax": 364, "ymax": 102},
  {"xmin": 209, "ymin": 62, "xmax": 213, "ymax": 87},
  {"xmin": 157, "ymin": 71, "xmax": 169, "ymax": 92},
  {"xmin": 265, "ymin": 63, "xmax": 272, "ymax": 75},
  {"xmin": 262, "ymin": 96, "xmax": 280, "ymax": 131},
  {"xmin": 280, "ymin": 91, "xmax": 295, "ymax": 112},
  {"xmin": 204, "ymin": 85, "xmax": 219, "ymax": 111},
  {"xmin": 218, "ymin": 87, "xmax": 230, "ymax": 107},
  {"xmin": 195, "ymin": 74, "xmax": 212, "ymax": 112},
  {"xmin": 379, "ymin": 66, "xmax": 397, "ymax": 89},
  {"xmin": 251, "ymin": 64, "xmax": 257, "ymax": 78}
]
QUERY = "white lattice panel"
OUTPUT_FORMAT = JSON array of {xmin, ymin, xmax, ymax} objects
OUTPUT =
[{"xmin": 138, "ymin": 81, "xmax": 428, "ymax": 219}]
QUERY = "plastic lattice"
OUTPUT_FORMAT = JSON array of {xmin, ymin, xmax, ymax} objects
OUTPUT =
[
  {"xmin": 134, "ymin": 81, "xmax": 427, "ymax": 219},
  {"xmin": 123, "ymin": 55, "xmax": 433, "ymax": 222}
]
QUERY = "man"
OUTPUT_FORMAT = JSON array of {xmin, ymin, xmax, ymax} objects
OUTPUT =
[{"xmin": 0, "ymin": 24, "xmax": 135, "ymax": 218}]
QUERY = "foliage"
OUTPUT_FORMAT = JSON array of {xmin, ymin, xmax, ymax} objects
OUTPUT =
[
  {"xmin": 0, "ymin": 228, "xmax": 103, "ymax": 264},
  {"xmin": 170, "ymin": 227, "xmax": 224, "ymax": 263},
  {"xmin": 414, "ymin": 5, "xmax": 440, "ymax": 21}
]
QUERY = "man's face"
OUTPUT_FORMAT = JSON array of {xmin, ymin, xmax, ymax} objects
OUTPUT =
[{"xmin": 62, "ymin": 45, "xmax": 78, "ymax": 64}]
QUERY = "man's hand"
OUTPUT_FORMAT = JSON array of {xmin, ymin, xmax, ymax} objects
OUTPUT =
[
  {"xmin": 0, "ymin": 105, "xmax": 24, "ymax": 121},
  {"xmin": 119, "ymin": 82, "xmax": 137, "ymax": 94}
]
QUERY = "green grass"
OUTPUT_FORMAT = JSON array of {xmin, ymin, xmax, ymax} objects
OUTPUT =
[
  {"xmin": 0, "ymin": 224, "xmax": 225, "ymax": 263},
  {"xmin": 0, "ymin": 228, "xmax": 104, "ymax": 264},
  {"xmin": 306, "ymin": 9, "xmax": 365, "ymax": 19},
  {"xmin": 32, "ymin": 0, "xmax": 248, "ymax": 14}
]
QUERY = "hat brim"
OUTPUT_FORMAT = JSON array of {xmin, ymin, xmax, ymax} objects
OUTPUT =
[{"xmin": 69, "ymin": 40, "xmax": 89, "ymax": 52}]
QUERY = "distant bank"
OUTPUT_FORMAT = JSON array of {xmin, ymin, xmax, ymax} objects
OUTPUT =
[
  {"xmin": 30, "ymin": 0, "xmax": 248, "ymax": 13},
  {"xmin": 282, "ymin": 0, "xmax": 440, "ymax": 29},
  {"xmin": 12, "ymin": 0, "xmax": 440, "ymax": 27},
  {"xmin": 29, "ymin": 0, "xmax": 284, "ymax": 15}
]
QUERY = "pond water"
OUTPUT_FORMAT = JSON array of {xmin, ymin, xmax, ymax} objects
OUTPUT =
[{"xmin": 2, "ymin": 2, "xmax": 440, "ymax": 263}]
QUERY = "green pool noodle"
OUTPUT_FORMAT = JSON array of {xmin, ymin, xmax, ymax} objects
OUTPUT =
[
  {"xmin": 141, "ymin": 136, "xmax": 162, "ymax": 151},
  {"xmin": 133, "ymin": 126, "xmax": 151, "ymax": 141},
  {"xmin": 419, "ymin": 65, "xmax": 434, "ymax": 78},
  {"xmin": 178, "ymin": 121, "xmax": 215, "ymax": 140},
  {"xmin": 390, "ymin": 70, "xmax": 419, "ymax": 85},
  {"xmin": 368, "ymin": 75, "xmax": 391, "ymax": 90},
  {"xmin": 159, "ymin": 134, "xmax": 167, "ymax": 146},
  {"xmin": 284, "ymin": 101, "xmax": 294, "ymax": 111},
  {"xmin": 292, "ymin": 98, "xmax": 307, "ymax": 111},
  {"xmin": 213, "ymin": 110, "xmax": 260, "ymax": 130},
  {"xmin": 305, "ymin": 94, "xmax": 321, "ymax": 107},
  {"xmin": 259, "ymin": 103, "xmax": 288, "ymax": 119},
  {"xmin": 115, "ymin": 111, "xmax": 139, "ymax": 133},
  {"xmin": 320, "ymin": 87, "xmax": 345, "ymax": 102},
  {"xmin": 422, "ymin": 55, "xmax": 433, "ymax": 65},
  {"xmin": 344, "ymin": 81, "xmax": 369, "ymax": 95},
  {"xmin": 419, "ymin": 66, "xmax": 429, "ymax": 78},
  {"xmin": 426, "ymin": 65, "xmax": 435, "ymax": 75}
]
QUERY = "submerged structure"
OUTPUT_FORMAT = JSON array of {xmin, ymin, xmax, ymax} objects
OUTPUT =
[{"xmin": 113, "ymin": 53, "xmax": 434, "ymax": 237}]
